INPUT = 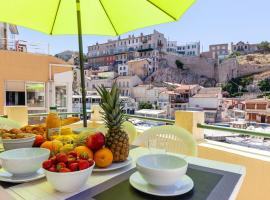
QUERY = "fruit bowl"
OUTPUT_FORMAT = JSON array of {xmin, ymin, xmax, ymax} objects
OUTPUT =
[
  {"xmin": 0, "ymin": 148, "xmax": 50, "ymax": 175},
  {"xmin": 2, "ymin": 135, "xmax": 36, "ymax": 150},
  {"xmin": 44, "ymin": 162, "xmax": 95, "ymax": 193}
]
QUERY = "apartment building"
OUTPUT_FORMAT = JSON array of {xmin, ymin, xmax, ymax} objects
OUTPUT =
[
  {"xmin": 88, "ymin": 30, "xmax": 167, "ymax": 68},
  {"xmin": 167, "ymin": 41, "xmax": 177, "ymax": 53},
  {"xmin": 176, "ymin": 42, "xmax": 200, "ymax": 56},
  {"xmin": 118, "ymin": 62, "xmax": 128, "ymax": 76}
]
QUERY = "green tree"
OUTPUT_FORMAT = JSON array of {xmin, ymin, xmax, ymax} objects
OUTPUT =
[
  {"xmin": 138, "ymin": 102, "xmax": 153, "ymax": 109},
  {"xmin": 258, "ymin": 79, "xmax": 270, "ymax": 92},
  {"xmin": 175, "ymin": 59, "xmax": 184, "ymax": 69},
  {"xmin": 257, "ymin": 41, "xmax": 270, "ymax": 54},
  {"xmin": 228, "ymin": 52, "xmax": 241, "ymax": 58},
  {"xmin": 222, "ymin": 76, "xmax": 253, "ymax": 97}
]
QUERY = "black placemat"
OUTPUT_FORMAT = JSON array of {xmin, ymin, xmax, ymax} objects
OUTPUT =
[
  {"xmin": 92, "ymin": 168, "xmax": 222, "ymax": 200},
  {"xmin": 0, "ymin": 181, "xmax": 20, "ymax": 189},
  {"xmin": 67, "ymin": 163, "xmax": 241, "ymax": 200}
]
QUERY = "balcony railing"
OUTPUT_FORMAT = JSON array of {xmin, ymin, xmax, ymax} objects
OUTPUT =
[{"xmin": 7, "ymin": 112, "xmax": 267, "ymax": 139}]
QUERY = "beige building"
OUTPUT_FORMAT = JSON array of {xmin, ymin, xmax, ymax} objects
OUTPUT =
[
  {"xmin": 116, "ymin": 75, "xmax": 142, "ymax": 96},
  {"xmin": 0, "ymin": 50, "xmax": 74, "ymax": 115},
  {"xmin": 244, "ymin": 98, "xmax": 270, "ymax": 123},
  {"xmin": 131, "ymin": 85, "xmax": 167, "ymax": 103},
  {"xmin": 85, "ymin": 72, "xmax": 117, "ymax": 91},
  {"xmin": 127, "ymin": 58, "xmax": 154, "ymax": 79},
  {"xmin": 174, "ymin": 84, "xmax": 201, "ymax": 99}
]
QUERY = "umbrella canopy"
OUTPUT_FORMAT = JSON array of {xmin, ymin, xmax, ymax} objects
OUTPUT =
[
  {"xmin": 1, "ymin": 0, "xmax": 195, "ymax": 35},
  {"xmin": 0, "ymin": 0, "xmax": 196, "ymax": 127}
]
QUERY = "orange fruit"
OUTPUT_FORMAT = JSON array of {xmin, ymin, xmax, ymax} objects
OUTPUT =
[
  {"xmin": 40, "ymin": 140, "xmax": 63, "ymax": 155},
  {"xmin": 51, "ymin": 140, "xmax": 63, "ymax": 153},
  {"xmin": 94, "ymin": 148, "xmax": 113, "ymax": 168},
  {"xmin": 74, "ymin": 146, "xmax": 93, "ymax": 159},
  {"xmin": 40, "ymin": 141, "xmax": 53, "ymax": 151}
]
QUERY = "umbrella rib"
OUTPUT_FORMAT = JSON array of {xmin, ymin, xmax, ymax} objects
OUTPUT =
[
  {"xmin": 98, "ymin": 0, "xmax": 118, "ymax": 35},
  {"xmin": 50, "ymin": 0, "xmax": 62, "ymax": 34},
  {"xmin": 146, "ymin": 0, "xmax": 177, "ymax": 21}
]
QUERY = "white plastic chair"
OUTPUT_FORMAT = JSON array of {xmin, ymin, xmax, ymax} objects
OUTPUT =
[
  {"xmin": 133, "ymin": 125, "xmax": 197, "ymax": 156},
  {"xmin": 96, "ymin": 121, "xmax": 137, "ymax": 144}
]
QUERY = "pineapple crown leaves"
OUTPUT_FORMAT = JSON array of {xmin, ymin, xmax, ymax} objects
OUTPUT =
[{"xmin": 96, "ymin": 83, "xmax": 126, "ymax": 130}]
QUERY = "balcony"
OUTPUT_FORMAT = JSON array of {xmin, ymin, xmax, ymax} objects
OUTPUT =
[
  {"xmin": 137, "ymin": 46, "xmax": 154, "ymax": 52},
  {"xmin": 1, "ymin": 110, "xmax": 270, "ymax": 200}
]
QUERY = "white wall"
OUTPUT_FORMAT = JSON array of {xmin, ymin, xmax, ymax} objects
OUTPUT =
[{"xmin": 189, "ymin": 97, "xmax": 219, "ymax": 109}]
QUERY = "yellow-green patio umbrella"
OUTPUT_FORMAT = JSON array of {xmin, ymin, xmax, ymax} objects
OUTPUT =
[{"xmin": 0, "ymin": 0, "xmax": 196, "ymax": 127}]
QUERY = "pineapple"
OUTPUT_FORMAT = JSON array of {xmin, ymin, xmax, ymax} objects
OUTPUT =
[{"xmin": 96, "ymin": 82, "xmax": 129, "ymax": 162}]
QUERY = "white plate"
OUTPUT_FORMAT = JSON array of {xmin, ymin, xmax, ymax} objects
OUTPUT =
[
  {"xmin": 129, "ymin": 171, "xmax": 194, "ymax": 197},
  {"xmin": 0, "ymin": 168, "xmax": 45, "ymax": 183},
  {"xmin": 93, "ymin": 156, "xmax": 132, "ymax": 172}
]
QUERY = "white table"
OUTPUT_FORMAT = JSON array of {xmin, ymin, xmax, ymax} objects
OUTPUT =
[{"xmin": 2, "ymin": 147, "xmax": 245, "ymax": 200}]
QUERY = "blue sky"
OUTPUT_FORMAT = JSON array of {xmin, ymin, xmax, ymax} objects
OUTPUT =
[{"xmin": 17, "ymin": 0, "xmax": 270, "ymax": 55}]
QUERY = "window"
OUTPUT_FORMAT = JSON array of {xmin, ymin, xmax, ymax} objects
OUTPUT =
[
  {"xmin": 55, "ymin": 85, "xmax": 67, "ymax": 109},
  {"xmin": 26, "ymin": 83, "xmax": 45, "ymax": 108},
  {"xmin": 6, "ymin": 91, "xmax": 25, "ymax": 106},
  {"xmin": 127, "ymin": 81, "xmax": 129, "ymax": 87}
]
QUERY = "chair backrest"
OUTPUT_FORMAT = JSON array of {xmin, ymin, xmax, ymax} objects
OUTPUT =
[
  {"xmin": 4, "ymin": 106, "xmax": 28, "ymax": 127},
  {"xmin": 133, "ymin": 125, "xmax": 197, "ymax": 156},
  {"xmin": 96, "ymin": 121, "xmax": 137, "ymax": 144},
  {"xmin": 0, "ymin": 117, "xmax": 21, "ymax": 130}
]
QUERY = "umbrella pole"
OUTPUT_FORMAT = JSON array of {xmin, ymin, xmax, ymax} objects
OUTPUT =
[{"xmin": 76, "ymin": 0, "xmax": 87, "ymax": 127}]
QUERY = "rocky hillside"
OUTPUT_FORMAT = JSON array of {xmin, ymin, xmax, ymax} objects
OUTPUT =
[
  {"xmin": 145, "ymin": 54, "xmax": 217, "ymax": 87},
  {"xmin": 237, "ymin": 54, "xmax": 270, "ymax": 76}
]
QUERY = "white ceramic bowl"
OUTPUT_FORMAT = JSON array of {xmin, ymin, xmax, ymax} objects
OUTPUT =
[
  {"xmin": 136, "ymin": 154, "xmax": 188, "ymax": 186},
  {"xmin": 0, "ymin": 148, "xmax": 50, "ymax": 175},
  {"xmin": 44, "ymin": 163, "xmax": 95, "ymax": 193},
  {"xmin": 2, "ymin": 135, "xmax": 35, "ymax": 150}
]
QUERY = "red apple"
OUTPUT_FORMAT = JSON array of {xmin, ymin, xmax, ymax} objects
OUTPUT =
[
  {"xmin": 86, "ymin": 132, "xmax": 105, "ymax": 151},
  {"xmin": 33, "ymin": 135, "xmax": 45, "ymax": 147}
]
